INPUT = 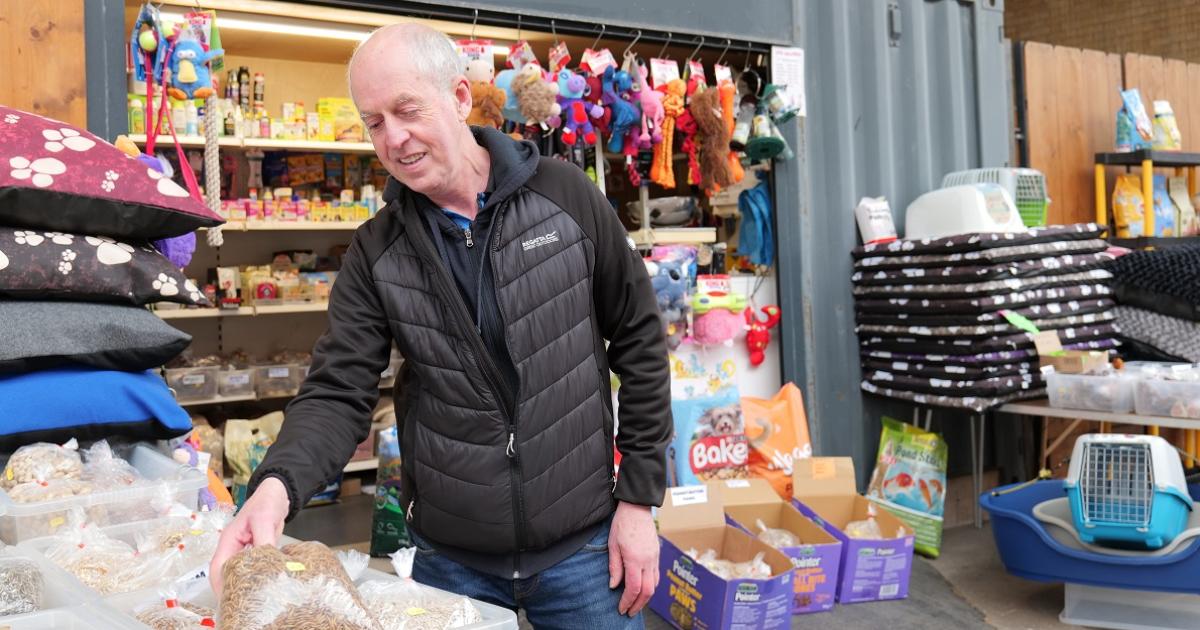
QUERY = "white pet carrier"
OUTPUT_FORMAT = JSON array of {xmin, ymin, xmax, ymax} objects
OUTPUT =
[
  {"xmin": 904, "ymin": 183, "xmax": 1027, "ymax": 240},
  {"xmin": 941, "ymin": 168, "xmax": 1050, "ymax": 227},
  {"xmin": 1064, "ymin": 434, "xmax": 1193, "ymax": 549}
]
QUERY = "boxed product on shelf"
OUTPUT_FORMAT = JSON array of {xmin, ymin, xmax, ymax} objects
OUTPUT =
[
  {"xmin": 317, "ymin": 97, "xmax": 364, "ymax": 142},
  {"xmin": 791, "ymin": 458, "xmax": 914, "ymax": 604},
  {"xmin": 1047, "ymin": 371, "xmax": 1137, "ymax": 413},
  {"xmin": 162, "ymin": 366, "xmax": 219, "ymax": 402},
  {"xmin": 717, "ymin": 478, "xmax": 842, "ymax": 615},
  {"xmin": 0, "ymin": 444, "xmax": 206, "ymax": 544},
  {"xmin": 1134, "ymin": 365, "xmax": 1200, "ymax": 419},
  {"xmin": 649, "ymin": 485, "xmax": 796, "ymax": 630},
  {"xmin": 217, "ymin": 368, "xmax": 255, "ymax": 397}
]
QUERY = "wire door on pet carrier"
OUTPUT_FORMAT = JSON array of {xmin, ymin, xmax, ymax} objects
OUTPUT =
[
  {"xmin": 1065, "ymin": 434, "xmax": 1193, "ymax": 549},
  {"xmin": 1077, "ymin": 441, "xmax": 1153, "ymax": 528},
  {"xmin": 941, "ymin": 168, "xmax": 1049, "ymax": 227}
]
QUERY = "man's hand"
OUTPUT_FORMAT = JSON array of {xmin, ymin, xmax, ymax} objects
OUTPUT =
[
  {"xmin": 209, "ymin": 476, "xmax": 290, "ymax": 594},
  {"xmin": 608, "ymin": 500, "xmax": 660, "ymax": 617}
]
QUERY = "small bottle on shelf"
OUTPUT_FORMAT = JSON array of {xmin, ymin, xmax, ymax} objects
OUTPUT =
[
  {"xmin": 128, "ymin": 98, "xmax": 145, "ymax": 135},
  {"xmin": 185, "ymin": 100, "xmax": 198, "ymax": 136}
]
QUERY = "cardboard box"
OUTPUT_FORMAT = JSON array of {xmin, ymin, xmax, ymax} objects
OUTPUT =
[
  {"xmin": 650, "ymin": 485, "xmax": 796, "ymax": 630},
  {"xmin": 1033, "ymin": 330, "xmax": 1109, "ymax": 373},
  {"xmin": 717, "ymin": 479, "xmax": 842, "ymax": 615},
  {"xmin": 317, "ymin": 97, "xmax": 364, "ymax": 143},
  {"xmin": 791, "ymin": 458, "xmax": 914, "ymax": 604}
]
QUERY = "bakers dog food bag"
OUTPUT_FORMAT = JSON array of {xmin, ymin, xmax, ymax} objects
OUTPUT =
[
  {"xmin": 865, "ymin": 417, "xmax": 948, "ymax": 558},
  {"xmin": 742, "ymin": 382, "xmax": 813, "ymax": 499},
  {"xmin": 670, "ymin": 384, "xmax": 750, "ymax": 485}
]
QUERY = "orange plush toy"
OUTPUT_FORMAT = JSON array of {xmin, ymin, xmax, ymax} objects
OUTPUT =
[
  {"xmin": 651, "ymin": 79, "xmax": 687, "ymax": 189},
  {"xmin": 719, "ymin": 83, "xmax": 745, "ymax": 185},
  {"xmin": 468, "ymin": 81, "xmax": 506, "ymax": 128}
]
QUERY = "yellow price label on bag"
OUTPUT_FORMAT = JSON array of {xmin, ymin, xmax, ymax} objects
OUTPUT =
[
  {"xmin": 189, "ymin": 529, "xmax": 204, "ymax": 537},
  {"xmin": 5, "ymin": 467, "xmax": 12, "ymax": 481},
  {"xmin": 285, "ymin": 562, "xmax": 306, "ymax": 572},
  {"xmin": 49, "ymin": 517, "xmax": 65, "ymax": 529},
  {"xmin": 406, "ymin": 607, "xmax": 428, "ymax": 616}
]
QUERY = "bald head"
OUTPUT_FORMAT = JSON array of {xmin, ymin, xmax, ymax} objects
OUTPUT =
[{"xmin": 348, "ymin": 23, "xmax": 464, "ymax": 106}]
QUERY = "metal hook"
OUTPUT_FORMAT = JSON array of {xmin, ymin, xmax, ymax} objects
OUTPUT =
[
  {"xmin": 516, "ymin": 15, "xmax": 521, "ymax": 42},
  {"xmin": 471, "ymin": 8, "xmax": 478, "ymax": 40},
  {"xmin": 688, "ymin": 35, "xmax": 705, "ymax": 62},
  {"xmin": 742, "ymin": 40, "xmax": 753, "ymax": 71},
  {"xmin": 658, "ymin": 33, "xmax": 673, "ymax": 59},
  {"xmin": 623, "ymin": 29, "xmax": 642, "ymax": 59},
  {"xmin": 716, "ymin": 39, "xmax": 731, "ymax": 66},
  {"xmin": 591, "ymin": 24, "xmax": 606, "ymax": 51},
  {"xmin": 550, "ymin": 19, "xmax": 557, "ymax": 45}
]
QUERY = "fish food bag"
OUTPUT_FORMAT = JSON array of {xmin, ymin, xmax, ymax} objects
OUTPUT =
[{"xmin": 865, "ymin": 417, "xmax": 948, "ymax": 558}]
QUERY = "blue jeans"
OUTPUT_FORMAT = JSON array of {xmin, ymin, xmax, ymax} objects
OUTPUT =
[{"xmin": 411, "ymin": 518, "xmax": 645, "ymax": 630}]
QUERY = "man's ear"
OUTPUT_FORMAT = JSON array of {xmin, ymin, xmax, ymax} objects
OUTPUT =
[{"xmin": 452, "ymin": 75, "xmax": 473, "ymax": 121}]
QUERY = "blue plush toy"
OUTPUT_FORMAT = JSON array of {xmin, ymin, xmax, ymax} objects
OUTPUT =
[
  {"xmin": 494, "ymin": 68, "xmax": 524, "ymax": 125},
  {"xmin": 168, "ymin": 40, "xmax": 223, "ymax": 100},
  {"xmin": 602, "ymin": 66, "xmax": 640, "ymax": 154},
  {"xmin": 646, "ymin": 259, "xmax": 688, "ymax": 349}
]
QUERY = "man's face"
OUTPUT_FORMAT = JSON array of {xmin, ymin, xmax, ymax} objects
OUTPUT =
[{"xmin": 351, "ymin": 51, "xmax": 470, "ymax": 197}]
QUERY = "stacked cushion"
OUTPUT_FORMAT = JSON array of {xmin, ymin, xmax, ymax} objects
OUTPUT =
[
  {"xmin": 0, "ymin": 106, "xmax": 219, "ymax": 448},
  {"xmin": 1110, "ymin": 245, "xmax": 1200, "ymax": 362},
  {"xmin": 852, "ymin": 224, "xmax": 1122, "ymax": 411}
]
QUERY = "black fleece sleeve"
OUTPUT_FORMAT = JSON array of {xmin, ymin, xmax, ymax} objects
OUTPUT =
[
  {"xmin": 248, "ymin": 235, "xmax": 393, "ymax": 520},
  {"xmin": 587, "ymin": 187, "xmax": 673, "ymax": 507}
]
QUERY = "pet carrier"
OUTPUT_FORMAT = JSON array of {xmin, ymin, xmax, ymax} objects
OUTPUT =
[
  {"xmin": 942, "ymin": 168, "xmax": 1049, "ymax": 227},
  {"xmin": 1064, "ymin": 434, "xmax": 1193, "ymax": 550},
  {"xmin": 904, "ymin": 183, "xmax": 1026, "ymax": 240}
]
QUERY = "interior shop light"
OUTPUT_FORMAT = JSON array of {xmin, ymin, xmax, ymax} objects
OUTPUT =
[{"xmin": 160, "ymin": 10, "xmax": 511, "ymax": 55}]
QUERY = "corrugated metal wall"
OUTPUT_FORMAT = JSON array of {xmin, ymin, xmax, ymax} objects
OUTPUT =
[{"xmin": 778, "ymin": 0, "xmax": 1013, "ymax": 483}]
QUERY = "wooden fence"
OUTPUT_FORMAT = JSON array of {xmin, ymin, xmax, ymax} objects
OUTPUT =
[{"xmin": 1021, "ymin": 42, "xmax": 1200, "ymax": 226}]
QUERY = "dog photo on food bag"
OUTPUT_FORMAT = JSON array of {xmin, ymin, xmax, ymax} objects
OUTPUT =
[{"xmin": 671, "ymin": 387, "xmax": 751, "ymax": 485}]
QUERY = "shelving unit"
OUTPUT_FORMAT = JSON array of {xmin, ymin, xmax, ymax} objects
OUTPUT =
[
  {"xmin": 127, "ymin": 133, "xmax": 374, "ymax": 153},
  {"xmin": 154, "ymin": 303, "xmax": 327, "ymax": 319}
]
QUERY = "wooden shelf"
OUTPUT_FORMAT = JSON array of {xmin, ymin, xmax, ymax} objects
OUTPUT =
[
  {"xmin": 343, "ymin": 458, "xmax": 380, "ymax": 473},
  {"xmin": 154, "ymin": 303, "xmax": 327, "ymax": 319},
  {"xmin": 155, "ymin": 306, "xmax": 255, "ymax": 319},
  {"xmin": 127, "ymin": 134, "xmax": 374, "ymax": 153},
  {"xmin": 232, "ymin": 220, "xmax": 365, "ymax": 231},
  {"xmin": 254, "ymin": 302, "xmax": 329, "ymax": 315},
  {"xmin": 999, "ymin": 399, "xmax": 1200, "ymax": 431},
  {"xmin": 628, "ymin": 227, "xmax": 717, "ymax": 246}
]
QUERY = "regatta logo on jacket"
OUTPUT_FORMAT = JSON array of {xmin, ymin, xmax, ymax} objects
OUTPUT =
[{"xmin": 521, "ymin": 230, "xmax": 560, "ymax": 251}]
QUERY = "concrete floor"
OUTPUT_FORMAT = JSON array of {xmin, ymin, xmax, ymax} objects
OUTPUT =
[{"xmin": 298, "ymin": 496, "xmax": 1082, "ymax": 629}]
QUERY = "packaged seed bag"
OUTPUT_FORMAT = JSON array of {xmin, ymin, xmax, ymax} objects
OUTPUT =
[
  {"xmin": 370, "ymin": 426, "xmax": 411, "ymax": 556},
  {"xmin": 866, "ymin": 417, "xmax": 948, "ymax": 558}
]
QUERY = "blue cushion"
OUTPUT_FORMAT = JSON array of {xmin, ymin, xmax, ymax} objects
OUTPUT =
[{"xmin": 0, "ymin": 368, "xmax": 191, "ymax": 450}]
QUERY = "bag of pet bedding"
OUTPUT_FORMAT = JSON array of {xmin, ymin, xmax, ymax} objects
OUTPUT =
[
  {"xmin": 670, "ymin": 382, "xmax": 750, "ymax": 486},
  {"xmin": 865, "ymin": 417, "xmax": 948, "ymax": 558}
]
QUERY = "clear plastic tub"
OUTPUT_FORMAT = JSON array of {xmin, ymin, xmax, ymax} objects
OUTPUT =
[
  {"xmin": 1060, "ymin": 582, "xmax": 1200, "ymax": 630},
  {"xmin": 0, "ymin": 605, "xmax": 139, "ymax": 630},
  {"xmin": 103, "ymin": 550, "xmax": 519, "ymax": 629},
  {"xmin": 217, "ymin": 368, "xmax": 255, "ymax": 397},
  {"xmin": 1046, "ymin": 372, "xmax": 1136, "ymax": 413},
  {"xmin": 1135, "ymin": 376, "xmax": 1200, "ymax": 419},
  {"xmin": 163, "ymin": 367, "xmax": 219, "ymax": 402},
  {"xmin": 254, "ymin": 363, "xmax": 303, "ymax": 398},
  {"xmin": 0, "ymin": 445, "xmax": 206, "ymax": 544}
]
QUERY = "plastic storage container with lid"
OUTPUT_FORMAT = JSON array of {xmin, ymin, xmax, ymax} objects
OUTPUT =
[
  {"xmin": 254, "ymin": 364, "xmax": 303, "ymax": 398},
  {"xmin": 1046, "ymin": 371, "xmax": 1137, "ymax": 413},
  {"xmin": 163, "ymin": 366, "xmax": 219, "ymax": 402},
  {"xmin": 1134, "ymin": 367, "xmax": 1200, "ymax": 419},
  {"xmin": 100, "ymin": 534, "xmax": 519, "ymax": 630},
  {"xmin": 217, "ymin": 367, "xmax": 255, "ymax": 397},
  {"xmin": 0, "ymin": 444, "xmax": 206, "ymax": 544},
  {"xmin": 0, "ymin": 544, "xmax": 141, "ymax": 629}
]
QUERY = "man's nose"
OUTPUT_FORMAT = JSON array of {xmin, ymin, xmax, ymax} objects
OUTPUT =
[{"xmin": 383, "ymin": 121, "xmax": 411, "ymax": 150}]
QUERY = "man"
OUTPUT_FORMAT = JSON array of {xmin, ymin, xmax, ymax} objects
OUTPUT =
[{"xmin": 210, "ymin": 23, "xmax": 672, "ymax": 628}]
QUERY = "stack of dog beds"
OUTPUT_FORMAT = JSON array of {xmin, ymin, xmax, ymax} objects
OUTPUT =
[
  {"xmin": 0, "ymin": 105, "xmax": 224, "ymax": 450},
  {"xmin": 851, "ymin": 223, "xmax": 1121, "ymax": 411},
  {"xmin": 1111, "ymin": 244, "xmax": 1200, "ymax": 363}
]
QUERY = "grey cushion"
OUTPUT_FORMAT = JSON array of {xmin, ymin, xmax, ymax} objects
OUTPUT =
[{"xmin": 0, "ymin": 301, "xmax": 190, "ymax": 373}]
